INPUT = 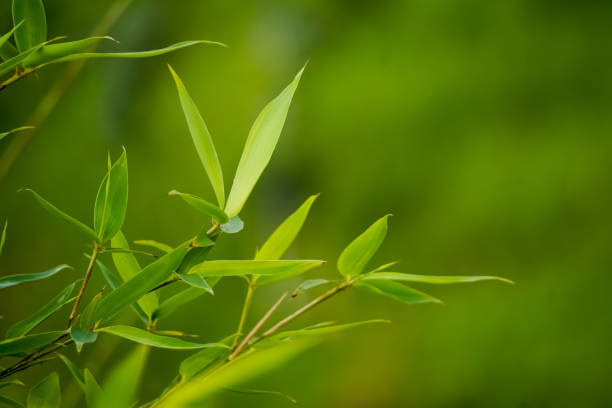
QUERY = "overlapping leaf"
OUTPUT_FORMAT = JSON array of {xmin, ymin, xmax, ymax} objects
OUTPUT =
[
  {"xmin": 338, "ymin": 215, "xmax": 390, "ymax": 278},
  {"xmin": 0, "ymin": 264, "xmax": 71, "ymax": 290},
  {"xmin": 97, "ymin": 325, "xmax": 228, "ymax": 350}
]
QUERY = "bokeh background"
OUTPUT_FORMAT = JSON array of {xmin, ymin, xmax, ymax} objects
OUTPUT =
[{"xmin": 2, "ymin": 0, "xmax": 612, "ymax": 406}]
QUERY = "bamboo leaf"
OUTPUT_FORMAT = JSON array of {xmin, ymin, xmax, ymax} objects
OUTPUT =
[
  {"xmin": 80, "ymin": 290, "xmax": 104, "ymax": 330},
  {"xmin": 225, "ymin": 66, "xmax": 305, "ymax": 216},
  {"xmin": 57, "ymin": 354, "xmax": 85, "ymax": 390},
  {"xmin": 97, "ymin": 325, "xmax": 229, "ymax": 350},
  {"xmin": 0, "ymin": 220, "xmax": 7, "ymax": 256},
  {"xmin": 0, "ymin": 331, "xmax": 65, "ymax": 357},
  {"xmin": 356, "ymin": 280, "xmax": 442, "ymax": 304},
  {"xmin": 338, "ymin": 215, "xmax": 390, "ymax": 278},
  {"xmin": 0, "ymin": 394, "xmax": 23, "ymax": 407},
  {"xmin": 0, "ymin": 127, "xmax": 33, "ymax": 143},
  {"xmin": 133, "ymin": 239, "xmax": 173, "ymax": 254},
  {"xmin": 292, "ymin": 278, "xmax": 331, "ymax": 296},
  {"xmin": 178, "ymin": 335, "xmax": 235, "ymax": 380},
  {"xmin": 12, "ymin": 0, "xmax": 47, "ymax": 52},
  {"xmin": 110, "ymin": 231, "xmax": 158, "ymax": 319},
  {"xmin": 255, "ymin": 194, "xmax": 318, "ymax": 260},
  {"xmin": 270, "ymin": 319, "xmax": 390, "ymax": 342},
  {"xmin": 95, "ymin": 260, "xmax": 148, "ymax": 324},
  {"xmin": 22, "ymin": 36, "xmax": 113, "ymax": 67},
  {"xmin": 20, "ymin": 189, "xmax": 98, "ymax": 242},
  {"xmin": 0, "ymin": 380, "xmax": 24, "ymax": 390},
  {"xmin": 220, "ymin": 216, "xmax": 243, "ymax": 234},
  {"xmin": 94, "ymin": 242, "xmax": 190, "ymax": 323},
  {"xmin": 0, "ymin": 22, "xmax": 23, "ymax": 61},
  {"xmin": 5, "ymin": 282, "xmax": 75, "ymax": 338},
  {"xmin": 83, "ymin": 370, "xmax": 102, "ymax": 407},
  {"xmin": 26, "ymin": 372, "xmax": 60, "ymax": 408},
  {"xmin": 189, "ymin": 260, "xmax": 324, "ymax": 282},
  {"xmin": 177, "ymin": 273, "xmax": 214, "ymax": 294},
  {"xmin": 169, "ymin": 65, "xmax": 225, "ymax": 207},
  {"xmin": 0, "ymin": 40, "xmax": 48, "ymax": 77},
  {"xmin": 0, "ymin": 264, "xmax": 71, "ymax": 290},
  {"xmin": 225, "ymin": 388, "xmax": 297, "ymax": 404},
  {"xmin": 93, "ymin": 149, "xmax": 128, "ymax": 243},
  {"xmin": 152, "ymin": 284, "xmax": 217, "ymax": 322},
  {"xmin": 93, "ymin": 346, "xmax": 148, "ymax": 408},
  {"xmin": 168, "ymin": 190, "xmax": 228, "ymax": 224},
  {"xmin": 69, "ymin": 327, "xmax": 97, "ymax": 353},
  {"xmin": 362, "ymin": 272, "xmax": 514, "ymax": 285}
]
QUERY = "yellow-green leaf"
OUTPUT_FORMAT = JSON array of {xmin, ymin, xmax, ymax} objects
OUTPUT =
[
  {"xmin": 357, "ymin": 279, "xmax": 442, "ymax": 304},
  {"xmin": 337, "ymin": 215, "xmax": 390, "ymax": 278},
  {"xmin": 93, "ymin": 149, "xmax": 128, "ymax": 243},
  {"xmin": 189, "ymin": 259, "xmax": 323, "ymax": 281},
  {"xmin": 97, "ymin": 325, "xmax": 229, "ymax": 350},
  {"xmin": 168, "ymin": 190, "xmax": 229, "ymax": 223},
  {"xmin": 22, "ymin": 36, "xmax": 112, "ymax": 68},
  {"xmin": 93, "ymin": 346, "xmax": 147, "ymax": 408},
  {"xmin": 26, "ymin": 372, "xmax": 59, "ymax": 408},
  {"xmin": 362, "ymin": 272, "xmax": 514, "ymax": 285},
  {"xmin": 0, "ymin": 126, "xmax": 33, "ymax": 142},
  {"xmin": 0, "ymin": 264, "xmax": 71, "ymax": 290}
]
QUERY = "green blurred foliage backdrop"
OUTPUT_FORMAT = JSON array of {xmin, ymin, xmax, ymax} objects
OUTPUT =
[{"xmin": 2, "ymin": 0, "xmax": 611, "ymax": 406}]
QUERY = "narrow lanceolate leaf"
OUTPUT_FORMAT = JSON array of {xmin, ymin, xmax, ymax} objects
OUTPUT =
[
  {"xmin": 133, "ymin": 239, "xmax": 173, "ymax": 253},
  {"xmin": 292, "ymin": 278, "xmax": 331, "ymax": 296},
  {"xmin": 152, "ymin": 284, "xmax": 218, "ymax": 322},
  {"xmin": 0, "ymin": 264, "xmax": 71, "ymax": 290},
  {"xmin": 97, "ymin": 326, "xmax": 229, "ymax": 350},
  {"xmin": 0, "ymin": 41, "xmax": 47, "ymax": 77},
  {"xmin": 169, "ymin": 65, "xmax": 225, "ymax": 207},
  {"xmin": 189, "ymin": 260, "xmax": 324, "ymax": 281},
  {"xmin": 26, "ymin": 372, "xmax": 60, "ymax": 408},
  {"xmin": 21, "ymin": 189, "xmax": 98, "ymax": 242},
  {"xmin": 80, "ymin": 290, "xmax": 104, "ymax": 330},
  {"xmin": 256, "ymin": 194, "xmax": 318, "ymax": 260},
  {"xmin": 0, "ymin": 22, "xmax": 23, "ymax": 61},
  {"xmin": 179, "ymin": 335, "xmax": 235, "ymax": 380},
  {"xmin": 357, "ymin": 280, "xmax": 442, "ymax": 305},
  {"xmin": 5, "ymin": 282, "xmax": 75, "ymax": 338},
  {"xmin": 337, "ymin": 215, "xmax": 390, "ymax": 278},
  {"xmin": 0, "ymin": 331, "xmax": 65, "ymax": 357},
  {"xmin": 12, "ymin": 0, "xmax": 47, "ymax": 51},
  {"xmin": 93, "ymin": 150, "xmax": 128, "ymax": 243},
  {"xmin": 94, "ymin": 242, "xmax": 190, "ymax": 323},
  {"xmin": 225, "ymin": 66, "xmax": 305, "ymax": 217},
  {"xmin": 270, "ymin": 320, "xmax": 390, "ymax": 342},
  {"xmin": 96, "ymin": 261, "xmax": 148, "ymax": 324},
  {"xmin": 362, "ymin": 272, "xmax": 514, "ymax": 285},
  {"xmin": 83, "ymin": 370, "xmax": 103, "ymax": 407},
  {"xmin": 226, "ymin": 388, "xmax": 297, "ymax": 404},
  {"xmin": 111, "ymin": 231, "xmax": 158, "ymax": 318},
  {"xmin": 168, "ymin": 190, "xmax": 228, "ymax": 224},
  {"xmin": 0, "ymin": 126, "xmax": 33, "ymax": 142},
  {"xmin": 70, "ymin": 327, "xmax": 98, "ymax": 353},
  {"xmin": 0, "ymin": 394, "xmax": 23, "ymax": 407},
  {"xmin": 0, "ymin": 220, "xmax": 7, "ymax": 256},
  {"xmin": 57, "ymin": 354, "xmax": 85, "ymax": 390},
  {"xmin": 22, "ymin": 36, "xmax": 113, "ymax": 68},
  {"xmin": 48, "ymin": 40, "xmax": 226, "ymax": 64},
  {"xmin": 177, "ymin": 273, "xmax": 214, "ymax": 294},
  {"xmin": 93, "ymin": 346, "xmax": 147, "ymax": 408},
  {"xmin": 0, "ymin": 380, "xmax": 24, "ymax": 390}
]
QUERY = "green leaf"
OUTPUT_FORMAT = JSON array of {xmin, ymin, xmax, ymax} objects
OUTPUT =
[
  {"xmin": 80, "ymin": 290, "xmax": 104, "ymax": 330},
  {"xmin": 337, "ymin": 215, "xmax": 390, "ymax": 278},
  {"xmin": 225, "ymin": 66, "xmax": 305, "ymax": 217},
  {"xmin": 362, "ymin": 272, "xmax": 514, "ymax": 285},
  {"xmin": 270, "ymin": 319, "xmax": 390, "ymax": 342},
  {"xmin": 93, "ymin": 150, "xmax": 128, "ymax": 243},
  {"xmin": 20, "ymin": 189, "xmax": 98, "ymax": 242},
  {"xmin": 0, "ymin": 331, "xmax": 64, "ymax": 357},
  {"xmin": 220, "ymin": 215, "xmax": 244, "ymax": 234},
  {"xmin": 176, "ymin": 245, "xmax": 215, "ymax": 275},
  {"xmin": 93, "ymin": 346, "xmax": 147, "ymax": 408},
  {"xmin": 357, "ymin": 279, "xmax": 442, "ymax": 304},
  {"xmin": 152, "ymin": 285, "xmax": 217, "ymax": 322},
  {"xmin": 168, "ymin": 190, "xmax": 228, "ymax": 224},
  {"xmin": 225, "ymin": 388, "xmax": 297, "ymax": 404},
  {"xmin": 371, "ymin": 260, "xmax": 400, "ymax": 272},
  {"xmin": 0, "ymin": 264, "xmax": 71, "ymax": 290},
  {"xmin": 177, "ymin": 273, "xmax": 214, "ymax": 294},
  {"xmin": 189, "ymin": 260, "xmax": 324, "ymax": 282},
  {"xmin": 0, "ymin": 39, "xmax": 51, "ymax": 77},
  {"xmin": 69, "ymin": 327, "xmax": 97, "ymax": 353},
  {"xmin": 96, "ymin": 260, "xmax": 148, "ymax": 324},
  {"xmin": 0, "ymin": 126, "xmax": 33, "ymax": 142},
  {"xmin": 97, "ymin": 325, "xmax": 229, "ymax": 350},
  {"xmin": 110, "ymin": 231, "xmax": 158, "ymax": 319},
  {"xmin": 0, "ymin": 394, "xmax": 23, "ymax": 407},
  {"xmin": 22, "ymin": 36, "xmax": 113, "ymax": 68},
  {"xmin": 57, "ymin": 354, "xmax": 85, "ymax": 390},
  {"xmin": 12, "ymin": 0, "xmax": 47, "ymax": 52},
  {"xmin": 94, "ymin": 242, "xmax": 190, "ymax": 323},
  {"xmin": 178, "ymin": 335, "xmax": 235, "ymax": 380},
  {"xmin": 169, "ymin": 65, "xmax": 225, "ymax": 207},
  {"xmin": 47, "ymin": 40, "xmax": 226, "ymax": 64},
  {"xmin": 133, "ymin": 239, "xmax": 172, "ymax": 253},
  {"xmin": 0, "ymin": 220, "xmax": 7, "ymax": 256},
  {"xmin": 292, "ymin": 278, "xmax": 331, "ymax": 296},
  {"xmin": 255, "ymin": 194, "xmax": 318, "ymax": 260},
  {"xmin": 0, "ymin": 22, "xmax": 23, "ymax": 61},
  {"xmin": 5, "ymin": 282, "xmax": 75, "ymax": 338},
  {"xmin": 26, "ymin": 372, "xmax": 60, "ymax": 408},
  {"xmin": 83, "ymin": 370, "xmax": 103, "ymax": 407},
  {"xmin": 0, "ymin": 380, "xmax": 24, "ymax": 390}
]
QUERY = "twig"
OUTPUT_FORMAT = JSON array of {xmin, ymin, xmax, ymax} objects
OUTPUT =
[
  {"xmin": 231, "ymin": 281, "xmax": 255, "ymax": 349},
  {"xmin": 68, "ymin": 243, "xmax": 101, "ymax": 327}
]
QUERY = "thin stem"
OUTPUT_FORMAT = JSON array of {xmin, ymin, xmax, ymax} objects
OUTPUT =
[
  {"xmin": 68, "ymin": 243, "xmax": 101, "ymax": 327},
  {"xmin": 0, "ymin": 334, "xmax": 71, "ymax": 380},
  {"xmin": 229, "ymin": 292, "xmax": 288, "ymax": 360},
  {"xmin": 231, "ymin": 282, "xmax": 256, "ymax": 349}
]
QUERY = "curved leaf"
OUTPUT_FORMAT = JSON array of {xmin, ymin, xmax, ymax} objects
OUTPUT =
[
  {"xmin": 97, "ymin": 325, "xmax": 229, "ymax": 350},
  {"xmin": 225, "ymin": 66, "xmax": 305, "ymax": 216},
  {"xmin": 177, "ymin": 273, "xmax": 214, "ymax": 294},
  {"xmin": 189, "ymin": 260, "xmax": 324, "ymax": 281},
  {"xmin": 169, "ymin": 65, "xmax": 225, "ymax": 207},
  {"xmin": 93, "ymin": 346, "xmax": 147, "ymax": 408},
  {"xmin": 0, "ymin": 22, "xmax": 23, "ymax": 61},
  {"xmin": 168, "ymin": 190, "xmax": 228, "ymax": 223},
  {"xmin": 357, "ymin": 279, "xmax": 442, "ymax": 304},
  {"xmin": 0, "ymin": 126, "xmax": 33, "ymax": 142},
  {"xmin": 0, "ymin": 394, "xmax": 23, "ymax": 407},
  {"xmin": 83, "ymin": 370, "xmax": 103, "ymax": 407},
  {"xmin": 22, "ymin": 36, "xmax": 112, "ymax": 68},
  {"xmin": 27, "ymin": 372, "xmax": 60, "ymax": 408},
  {"xmin": 0, "ymin": 331, "xmax": 64, "ymax": 357},
  {"xmin": 133, "ymin": 239, "xmax": 172, "ymax": 254},
  {"xmin": 362, "ymin": 272, "xmax": 514, "ymax": 285},
  {"xmin": 0, "ymin": 220, "xmax": 7, "ymax": 256},
  {"xmin": 93, "ymin": 149, "xmax": 128, "ymax": 243},
  {"xmin": 0, "ymin": 264, "xmax": 71, "ymax": 290},
  {"xmin": 12, "ymin": 0, "xmax": 47, "ymax": 52},
  {"xmin": 179, "ymin": 335, "xmax": 235, "ymax": 380},
  {"xmin": 96, "ymin": 260, "xmax": 148, "ymax": 324},
  {"xmin": 338, "ymin": 215, "xmax": 390, "ymax": 278}
]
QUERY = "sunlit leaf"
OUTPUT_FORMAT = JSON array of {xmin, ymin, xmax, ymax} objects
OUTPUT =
[
  {"xmin": 357, "ymin": 279, "xmax": 442, "ymax": 304},
  {"xmin": 220, "ymin": 215, "xmax": 244, "ymax": 234},
  {"xmin": 225, "ymin": 66, "xmax": 305, "ymax": 216},
  {"xmin": 94, "ymin": 241, "xmax": 190, "ymax": 323},
  {"xmin": 168, "ymin": 190, "xmax": 228, "ymax": 224},
  {"xmin": 362, "ymin": 272, "xmax": 514, "ymax": 285},
  {"xmin": 95, "ymin": 260, "xmax": 148, "ymax": 324},
  {"xmin": 80, "ymin": 290, "xmax": 103, "ymax": 330},
  {"xmin": 110, "ymin": 231, "xmax": 158, "ymax": 318},
  {"xmin": 0, "ymin": 38, "xmax": 55, "ymax": 77},
  {"xmin": 93, "ymin": 346, "xmax": 148, "ymax": 408},
  {"xmin": 20, "ymin": 189, "xmax": 98, "ymax": 242},
  {"xmin": 169, "ymin": 65, "xmax": 225, "ymax": 207},
  {"xmin": 177, "ymin": 273, "xmax": 214, "ymax": 294},
  {"xmin": 255, "ymin": 194, "xmax": 318, "ymax": 260},
  {"xmin": 0, "ymin": 264, "xmax": 71, "ymax": 290},
  {"xmin": 97, "ymin": 325, "xmax": 229, "ymax": 350},
  {"xmin": 292, "ymin": 278, "xmax": 331, "ymax": 296},
  {"xmin": 338, "ymin": 215, "xmax": 390, "ymax": 278},
  {"xmin": 26, "ymin": 372, "xmax": 60, "ymax": 408},
  {"xmin": 371, "ymin": 260, "xmax": 400, "ymax": 272},
  {"xmin": 69, "ymin": 327, "xmax": 97, "ymax": 353},
  {"xmin": 189, "ymin": 260, "xmax": 323, "ymax": 282},
  {"xmin": 133, "ymin": 239, "xmax": 172, "ymax": 254},
  {"xmin": 269, "ymin": 319, "xmax": 390, "ymax": 342},
  {"xmin": 5, "ymin": 282, "xmax": 75, "ymax": 338},
  {"xmin": 93, "ymin": 149, "xmax": 128, "ymax": 243},
  {"xmin": 12, "ymin": 0, "xmax": 47, "ymax": 52},
  {"xmin": 22, "ymin": 36, "xmax": 113, "ymax": 68}
]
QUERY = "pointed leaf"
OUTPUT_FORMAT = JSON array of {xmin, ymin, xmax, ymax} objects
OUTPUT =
[
  {"xmin": 20, "ymin": 189, "xmax": 98, "ymax": 242},
  {"xmin": 169, "ymin": 65, "xmax": 225, "ymax": 207},
  {"xmin": 26, "ymin": 372, "xmax": 60, "ymax": 408},
  {"xmin": 270, "ymin": 319, "xmax": 390, "ymax": 341},
  {"xmin": 220, "ymin": 215, "xmax": 243, "ymax": 234},
  {"xmin": 93, "ymin": 346, "xmax": 147, "ymax": 408},
  {"xmin": 152, "ymin": 284, "xmax": 217, "ymax": 322},
  {"xmin": 0, "ymin": 394, "xmax": 23, "ymax": 407},
  {"xmin": 179, "ymin": 335, "xmax": 235, "ymax": 380},
  {"xmin": 69, "ymin": 327, "xmax": 97, "ymax": 353},
  {"xmin": 95, "ymin": 260, "xmax": 148, "ymax": 324},
  {"xmin": 189, "ymin": 260, "xmax": 324, "ymax": 281},
  {"xmin": 225, "ymin": 388, "xmax": 297, "ymax": 404},
  {"xmin": 57, "ymin": 354, "xmax": 85, "ymax": 390},
  {"xmin": 0, "ymin": 331, "xmax": 64, "ymax": 357},
  {"xmin": 0, "ymin": 264, "xmax": 71, "ymax": 290},
  {"xmin": 255, "ymin": 194, "xmax": 318, "ymax": 260},
  {"xmin": 225, "ymin": 66, "xmax": 305, "ymax": 216},
  {"xmin": 80, "ymin": 290, "xmax": 104, "ymax": 330},
  {"xmin": 12, "ymin": 0, "xmax": 47, "ymax": 52},
  {"xmin": 338, "ymin": 215, "xmax": 390, "ymax": 278},
  {"xmin": 93, "ymin": 150, "xmax": 128, "ymax": 243},
  {"xmin": 177, "ymin": 273, "xmax": 214, "ymax": 294},
  {"xmin": 97, "ymin": 325, "xmax": 229, "ymax": 350},
  {"xmin": 0, "ymin": 126, "xmax": 33, "ymax": 142},
  {"xmin": 371, "ymin": 260, "xmax": 400, "ymax": 272},
  {"xmin": 362, "ymin": 272, "xmax": 514, "ymax": 285},
  {"xmin": 6, "ymin": 282, "xmax": 75, "ymax": 338},
  {"xmin": 133, "ymin": 239, "xmax": 172, "ymax": 253},
  {"xmin": 357, "ymin": 279, "xmax": 442, "ymax": 304},
  {"xmin": 0, "ymin": 380, "xmax": 24, "ymax": 390},
  {"xmin": 0, "ymin": 22, "xmax": 24, "ymax": 60},
  {"xmin": 292, "ymin": 278, "xmax": 331, "ymax": 296},
  {"xmin": 83, "ymin": 370, "xmax": 102, "ymax": 407},
  {"xmin": 168, "ymin": 190, "xmax": 228, "ymax": 223},
  {"xmin": 22, "ymin": 36, "xmax": 112, "ymax": 68},
  {"xmin": 0, "ymin": 220, "xmax": 7, "ymax": 256}
]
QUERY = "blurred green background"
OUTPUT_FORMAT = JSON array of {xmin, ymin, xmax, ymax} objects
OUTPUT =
[{"xmin": 2, "ymin": 0, "xmax": 611, "ymax": 406}]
